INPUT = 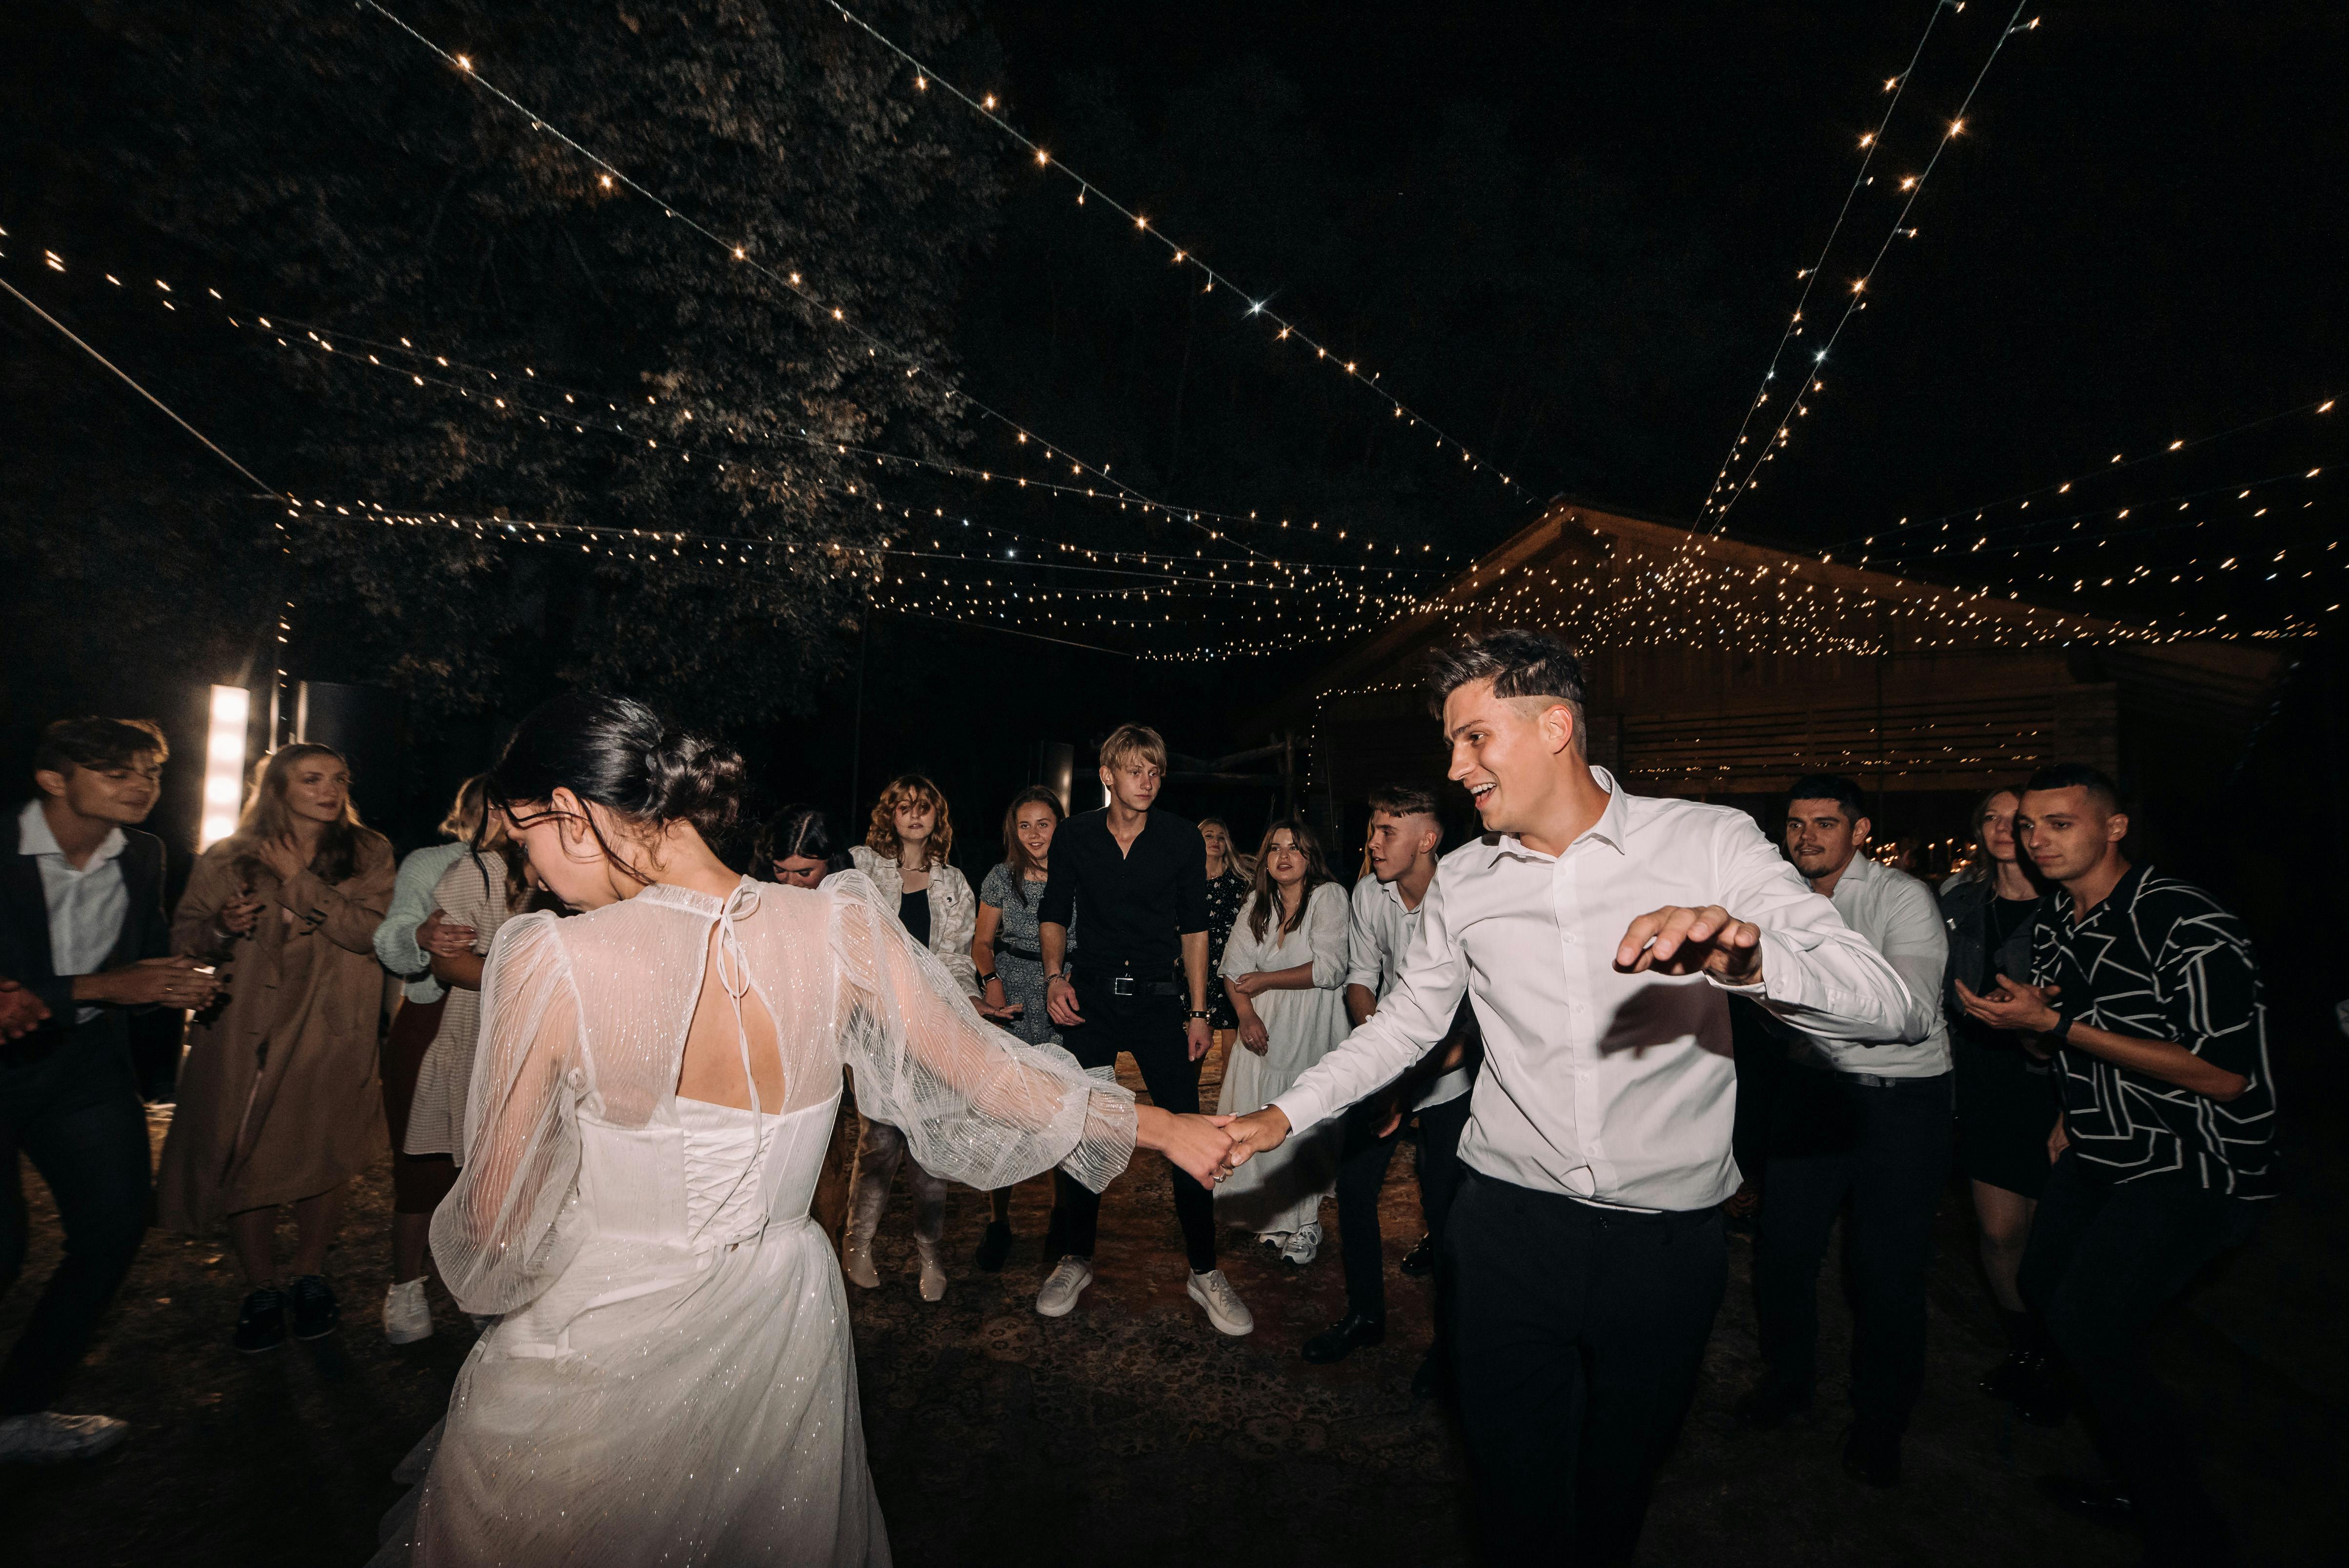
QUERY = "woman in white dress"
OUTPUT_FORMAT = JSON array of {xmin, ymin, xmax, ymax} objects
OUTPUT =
[
  {"xmin": 1215, "ymin": 819, "xmax": 1350, "ymax": 1266},
  {"xmin": 371, "ymin": 694, "xmax": 1234, "ymax": 1566},
  {"xmin": 843, "ymin": 774, "xmax": 979, "ymax": 1302}
]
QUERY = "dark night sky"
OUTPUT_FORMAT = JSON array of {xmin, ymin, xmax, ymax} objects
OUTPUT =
[
  {"xmin": 966, "ymin": 1, "xmax": 2345, "ymax": 575},
  {"xmin": 4, "ymin": 0, "xmax": 2344, "ymax": 858}
]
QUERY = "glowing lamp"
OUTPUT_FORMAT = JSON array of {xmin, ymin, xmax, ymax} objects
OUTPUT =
[{"xmin": 200, "ymin": 685, "xmax": 250, "ymax": 850}]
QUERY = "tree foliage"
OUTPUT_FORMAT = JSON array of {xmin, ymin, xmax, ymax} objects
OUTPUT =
[{"xmin": 10, "ymin": 0, "xmax": 1003, "ymax": 732}]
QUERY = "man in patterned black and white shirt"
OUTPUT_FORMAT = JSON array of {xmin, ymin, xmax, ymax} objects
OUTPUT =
[{"xmin": 1958, "ymin": 763, "xmax": 2273, "ymax": 1568}]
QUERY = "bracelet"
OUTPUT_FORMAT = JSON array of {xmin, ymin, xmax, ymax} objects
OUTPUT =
[
  {"xmin": 1045, "ymin": 971, "xmax": 1067, "ymax": 982},
  {"xmin": 1187, "ymin": 1009, "xmax": 1211, "ymax": 1020}
]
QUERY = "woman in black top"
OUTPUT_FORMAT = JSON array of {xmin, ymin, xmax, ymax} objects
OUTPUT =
[
  {"xmin": 1200, "ymin": 817, "xmax": 1249, "ymax": 1053},
  {"xmin": 1939, "ymin": 786, "xmax": 2062, "ymax": 1415}
]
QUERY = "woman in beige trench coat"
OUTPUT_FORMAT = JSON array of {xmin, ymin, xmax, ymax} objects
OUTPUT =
[{"xmin": 157, "ymin": 743, "xmax": 393, "ymax": 1353}]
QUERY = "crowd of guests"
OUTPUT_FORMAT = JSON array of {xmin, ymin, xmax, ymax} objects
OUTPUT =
[{"xmin": 0, "ymin": 645, "xmax": 2282, "ymax": 1566}]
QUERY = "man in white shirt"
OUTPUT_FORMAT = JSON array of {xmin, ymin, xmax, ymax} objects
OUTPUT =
[
  {"xmin": 1221, "ymin": 631, "xmax": 1911, "ymax": 1566},
  {"xmin": 1, "ymin": 718, "xmax": 219, "ymax": 1467},
  {"xmin": 1738, "ymin": 776, "xmax": 1952, "ymax": 1489},
  {"xmin": 1302, "ymin": 785, "xmax": 1478, "ymax": 1390}
]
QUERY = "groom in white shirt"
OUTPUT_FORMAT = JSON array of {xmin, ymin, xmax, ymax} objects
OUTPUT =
[{"xmin": 1222, "ymin": 630, "xmax": 1912, "ymax": 1565}]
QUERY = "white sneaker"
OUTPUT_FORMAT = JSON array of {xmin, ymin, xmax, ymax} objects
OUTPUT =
[
  {"xmin": 1280, "ymin": 1222, "xmax": 1322, "ymax": 1267},
  {"xmin": 0, "ymin": 1411, "xmax": 129, "ymax": 1466},
  {"xmin": 1186, "ymin": 1268, "xmax": 1255, "ymax": 1336},
  {"xmin": 1035, "ymin": 1257, "xmax": 1094, "ymax": 1318},
  {"xmin": 915, "ymin": 1240, "xmax": 947, "ymax": 1303},
  {"xmin": 383, "ymin": 1277, "xmax": 434, "ymax": 1344}
]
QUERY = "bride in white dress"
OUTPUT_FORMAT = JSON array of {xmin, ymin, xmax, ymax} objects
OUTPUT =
[{"xmin": 371, "ymin": 694, "xmax": 1236, "ymax": 1566}]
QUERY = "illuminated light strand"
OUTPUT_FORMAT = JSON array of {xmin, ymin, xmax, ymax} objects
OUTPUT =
[
  {"xmin": 13, "ymin": 215, "xmax": 1462, "ymax": 584},
  {"xmin": 1698, "ymin": 0, "xmax": 1959, "ymax": 519},
  {"xmin": 0, "ymin": 272, "xmax": 284, "ymax": 501},
  {"xmin": 821, "ymin": 1, "xmax": 1532, "ymax": 504},
  {"xmin": 1702, "ymin": 0, "xmax": 2038, "ymax": 532},
  {"xmin": 1857, "ymin": 461, "xmax": 2335, "ymax": 564},
  {"xmin": 1831, "ymin": 395, "xmax": 2337, "ymax": 552},
  {"xmin": 353, "ymin": 1, "xmax": 1307, "ymax": 575}
]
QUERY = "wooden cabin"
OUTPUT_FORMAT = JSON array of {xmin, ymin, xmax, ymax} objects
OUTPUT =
[{"xmin": 1268, "ymin": 501, "xmax": 2289, "ymax": 870}]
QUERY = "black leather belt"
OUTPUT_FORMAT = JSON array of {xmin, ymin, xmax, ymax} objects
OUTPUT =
[
  {"xmin": 1108, "ymin": 975, "xmax": 1183, "ymax": 998},
  {"xmin": 999, "ymin": 941, "xmax": 1044, "ymax": 961}
]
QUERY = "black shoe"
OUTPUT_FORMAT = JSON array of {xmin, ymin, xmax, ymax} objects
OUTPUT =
[
  {"xmin": 1734, "ymin": 1376, "xmax": 1812, "ymax": 1430},
  {"xmin": 1398, "ymin": 1234, "xmax": 1437, "ymax": 1279},
  {"xmin": 974, "ymin": 1220, "xmax": 1014, "ymax": 1273},
  {"xmin": 1410, "ymin": 1346, "xmax": 1449, "ymax": 1401},
  {"xmin": 2039, "ymin": 1476, "xmax": 2135, "ymax": 1530},
  {"xmin": 2013, "ymin": 1364, "xmax": 2071, "ymax": 1427},
  {"xmin": 1981, "ymin": 1347, "xmax": 2044, "ymax": 1400},
  {"xmin": 1841, "ymin": 1423, "xmax": 1901, "ymax": 1487},
  {"xmin": 234, "ymin": 1288, "xmax": 287, "ymax": 1354},
  {"xmin": 1301, "ymin": 1310, "xmax": 1386, "ymax": 1364},
  {"xmin": 287, "ymin": 1274, "xmax": 340, "ymax": 1340}
]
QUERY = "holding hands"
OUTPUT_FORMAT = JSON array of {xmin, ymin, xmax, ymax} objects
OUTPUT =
[{"xmin": 1614, "ymin": 905, "xmax": 1764, "ymax": 985}]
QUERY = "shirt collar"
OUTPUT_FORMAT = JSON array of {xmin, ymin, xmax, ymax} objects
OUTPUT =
[
  {"xmin": 1837, "ymin": 850, "xmax": 1883, "ymax": 894},
  {"xmin": 17, "ymin": 798, "xmax": 127, "ymax": 868},
  {"xmin": 1484, "ymin": 766, "xmax": 1632, "ymax": 865}
]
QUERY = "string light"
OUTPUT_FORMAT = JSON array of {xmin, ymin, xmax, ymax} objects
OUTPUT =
[
  {"xmin": 818, "ymin": 1, "xmax": 1532, "ymax": 505},
  {"xmin": 1702, "ymin": 0, "xmax": 2037, "ymax": 531}
]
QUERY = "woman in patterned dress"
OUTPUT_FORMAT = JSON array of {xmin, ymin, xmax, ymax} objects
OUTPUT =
[
  {"xmin": 1199, "ymin": 817, "xmax": 1250, "ymax": 1056},
  {"xmin": 970, "ymin": 786, "xmax": 1068, "ymax": 1270}
]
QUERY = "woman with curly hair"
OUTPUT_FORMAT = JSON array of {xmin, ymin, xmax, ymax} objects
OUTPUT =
[
  {"xmin": 160, "ymin": 743, "xmax": 395, "ymax": 1352},
  {"xmin": 843, "ymin": 774, "xmax": 979, "ymax": 1301}
]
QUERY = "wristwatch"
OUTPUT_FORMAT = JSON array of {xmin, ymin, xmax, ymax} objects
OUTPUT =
[
  {"xmin": 976, "ymin": 972, "xmax": 998, "ymax": 989},
  {"xmin": 2048, "ymin": 1012, "xmax": 2074, "ymax": 1044}
]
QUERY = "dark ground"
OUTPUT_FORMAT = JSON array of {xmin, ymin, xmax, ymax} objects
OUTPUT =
[{"xmin": 4, "ymin": 1039, "xmax": 2343, "ymax": 1567}]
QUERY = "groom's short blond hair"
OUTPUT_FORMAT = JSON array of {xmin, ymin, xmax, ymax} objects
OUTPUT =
[{"xmin": 1100, "ymin": 723, "xmax": 1169, "ymax": 774}]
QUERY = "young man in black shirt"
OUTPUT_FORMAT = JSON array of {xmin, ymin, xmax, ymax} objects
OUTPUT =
[
  {"xmin": 1958, "ymin": 764, "xmax": 2274, "ymax": 1566},
  {"xmin": 1037, "ymin": 724, "xmax": 1254, "ymax": 1335}
]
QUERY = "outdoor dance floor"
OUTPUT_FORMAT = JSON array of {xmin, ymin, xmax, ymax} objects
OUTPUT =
[{"xmin": 5, "ymin": 1044, "xmax": 2339, "ymax": 1566}]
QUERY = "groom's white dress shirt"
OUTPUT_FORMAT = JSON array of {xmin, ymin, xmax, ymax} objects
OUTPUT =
[{"xmin": 1273, "ymin": 769, "xmax": 1915, "ymax": 1211}]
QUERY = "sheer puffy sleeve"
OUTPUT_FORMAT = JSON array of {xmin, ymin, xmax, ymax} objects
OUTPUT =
[
  {"xmin": 829, "ymin": 871, "xmax": 1136, "ymax": 1194},
  {"xmin": 430, "ymin": 912, "xmax": 585, "ymax": 1314},
  {"xmin": 1219, "ymin": 896, "xmax": 1263, "ymax": 981}
]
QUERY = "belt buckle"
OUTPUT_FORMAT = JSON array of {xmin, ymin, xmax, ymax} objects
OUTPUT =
[{"xmin": 1110, "ymin": 975, "xmax": 1136, "ymax": 997}]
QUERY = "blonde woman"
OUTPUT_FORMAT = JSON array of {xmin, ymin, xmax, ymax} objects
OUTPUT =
[
  {"xmin": 388, "ymin": 817, "xmax": 531, "ymax": 1343},
  {"xmin": 160, "ymin": 744, "xmax": 394, "ymax": 1352},
  {"xmin": 1215, "ymin": 819, "xmax": 1349, "ymax": 1265},
  {"xmin": 844, "ymin": 774, "xmax": 978, "ymax": 1301}
]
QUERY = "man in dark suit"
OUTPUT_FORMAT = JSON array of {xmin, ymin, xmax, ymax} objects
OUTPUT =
[{"xmin": 1, "ymin": 717, "xmax": 218, "ymax": 1465}]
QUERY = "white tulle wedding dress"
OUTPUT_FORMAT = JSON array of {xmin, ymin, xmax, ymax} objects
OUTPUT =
[{"xmin": 369, "ymin": 871, "xmax": 1137, "ymax": 1566}]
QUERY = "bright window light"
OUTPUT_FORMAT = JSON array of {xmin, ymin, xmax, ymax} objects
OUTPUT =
[{"xmin": 201, "ymin": 685, "xmax": 250, "ymax": 850}]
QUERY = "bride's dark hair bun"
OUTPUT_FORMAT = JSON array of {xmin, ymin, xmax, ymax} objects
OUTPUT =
[{"xmin": 493, "ymin": 692, "xmax": 746, "ymax": 840}]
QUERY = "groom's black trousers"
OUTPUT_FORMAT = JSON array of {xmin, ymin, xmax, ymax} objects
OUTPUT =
[{"xmin": 1449, "ymin": 1170, "xmax": 1727, "ymax": 1567}]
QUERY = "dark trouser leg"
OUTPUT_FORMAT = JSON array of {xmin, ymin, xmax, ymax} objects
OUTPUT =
[
  {"xmin": 2023, "ymin": 1155, "xmax": 2255, "ymax": 1561},
  {"xmin": 1576, "ymin": 1206, "xmax": 1729, "ymax": 1564},
  {"xmin": 1047, "ymin": 988, "xmax": 1121, "ymax": 1262},
  {"xmin": 0, "ymin": 1073, "xmax": 152, "ymax": 1416},
  {"xmin": 1334, "ymin": 1102, "xmax": 1401, "ymax": 1318},
  {"xmin": 1122, "ymin": 1025, "xmax": 1216, "ymax": 1273},
  {"xmin": 1755, "ymin": 1071, "xmax": 1856, "ymax": 1395},
  {"xmin": 1844, "ymin": 1074, "xmax": 1953, "ymax": 1435},
  {"xmin": 1416, "ymin": 1094, "xmax": 1475, "ymax": 1351},
  {"xmin": 1451, "ymin": 1171, "xmax": 1726, "ymax": 1567},
  {"xmin": 1416, "ymin": 1093, "xmax": 1473, "ymax": 1242}
]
